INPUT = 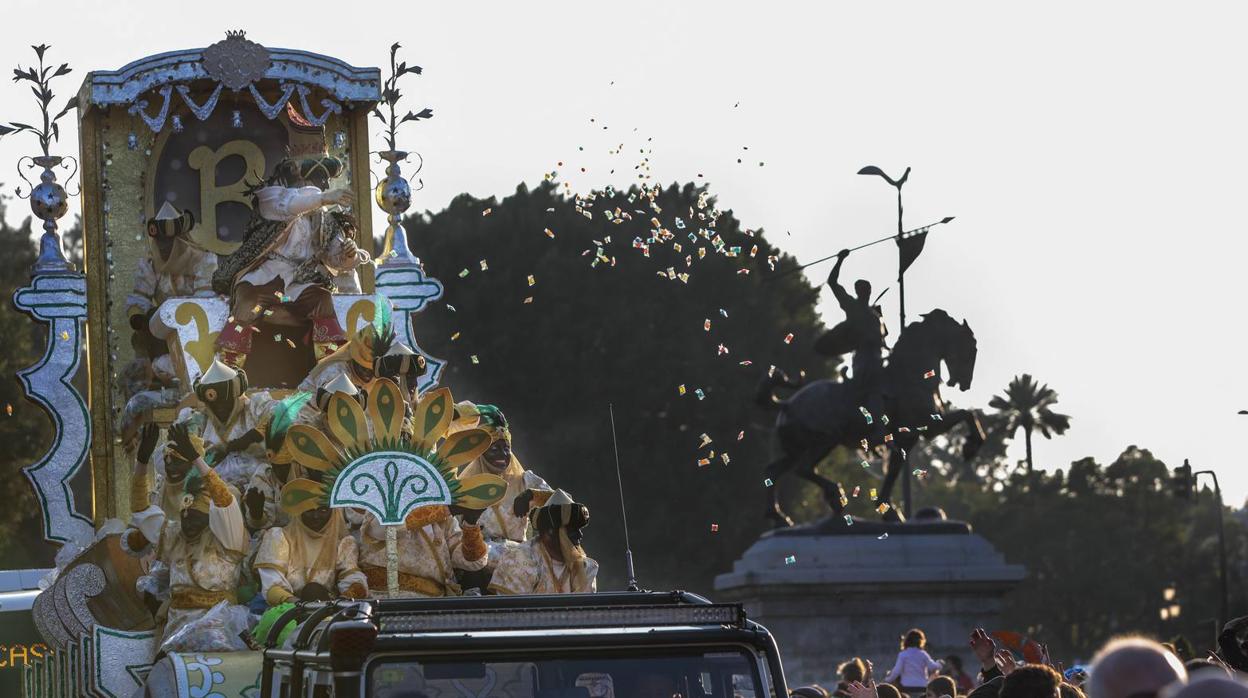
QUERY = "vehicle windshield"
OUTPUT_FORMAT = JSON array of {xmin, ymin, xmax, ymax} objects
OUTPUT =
[{"xmin": 368, "ymin": 648, "xmax": 764, "ymax": 698}]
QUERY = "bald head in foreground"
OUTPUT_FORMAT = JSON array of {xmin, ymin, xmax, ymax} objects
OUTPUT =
[{"xmin": 1087, "ymin": 638, "xmax": 1186, "ymax": 698}]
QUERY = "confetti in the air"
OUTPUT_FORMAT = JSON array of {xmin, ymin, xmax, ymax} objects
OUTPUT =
[
  {"xmin": 703, "ymin": 319, "xmax": 711, "ymax": 331},
  {"xmin": 923, "ymin": 369, "xmax": 936, "ymax": 379},
  {"xmin": 470, "ymin": 355, "xmax": 480, "ymax": 364},
  {"xmin": 764, "ymin": 478, "xmax": 773, "ymax": 487},
  {"xmin": 878, "ymin": 533, "xmax": 889, "ymax": 541},
  {"xmin": 784, "ymin": 555, "xmax": 796, "ymax": 565},
  {"xmin": 711, "ymin": 524, "xmax": 719, "ymax": 532},
  {"xmin": 695, "ymin": 388, "xmax": 706, "ymax": 401},
  {"xmin": 678, "ymin": 384, "xmax": 687, "ymax": 396},
  {"xmin": 783, "ymin": 333, "xmax": 794, "ymax": 344},
  {"xmin": 527, "ymin": 275, "xmax": 536, "ymax": 286},
  {"xmin": 844, "ymin": 515, "xmax": 854, "ymax": 526}
]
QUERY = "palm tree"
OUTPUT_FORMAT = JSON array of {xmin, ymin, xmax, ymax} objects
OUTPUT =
[{"xmin": 988, "ymin": 374, "xmax": 1072, "ymax": 472}]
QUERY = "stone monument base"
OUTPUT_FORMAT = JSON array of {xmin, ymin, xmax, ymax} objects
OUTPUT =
[{"xmin": 713, "ymin": 516, "xmax": 1023, "ymax": 688}]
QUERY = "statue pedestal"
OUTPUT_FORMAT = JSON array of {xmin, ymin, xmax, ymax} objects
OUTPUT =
[{"xmin": 713, "ymin": 518, "xmax": 1023, "ymax": 687}]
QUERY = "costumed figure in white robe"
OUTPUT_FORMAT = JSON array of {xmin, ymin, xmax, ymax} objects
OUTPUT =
[
  {"xmin": 173, "ymin": 360, "xmax": 273, "ymax": 489},
  {"xmin": 359, "ymin": 506, "xmax": 489, "ymax": 598},
  {"xmin": 242, "ymin": 391, "xmax": 315, "ymax": 532},
  {"xmin": 253, "ymin": 480, "xmax": 367, "ymax": 606},
  {"xmin": 489, "ymin": 490, "xmax": 598, "ymax": 595},
  {"xmin": 455, "ymin": 403, "xmax": 553, "ymax": 561},
  {"xmin": 121, "ymin": 423, "xmax": 248, "ymax": 646},
  {"xmin": 212, "ymin": 105, "xmax": 368, "ymax": 368}
]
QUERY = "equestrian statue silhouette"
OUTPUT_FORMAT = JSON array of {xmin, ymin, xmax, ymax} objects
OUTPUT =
[{"xmin": 756, "ymin": 249, "xmax": 986, "ymax": 527}]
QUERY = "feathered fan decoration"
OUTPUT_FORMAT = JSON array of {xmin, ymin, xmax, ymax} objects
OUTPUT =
[{"xmin": 280, "ymin": 380, "xmax": 506, "ymax": 525}]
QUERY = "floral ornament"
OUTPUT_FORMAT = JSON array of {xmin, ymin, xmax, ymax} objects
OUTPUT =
[{"xmin": 281, "ymin": 381, "xmax": 506, "ymax": 526}]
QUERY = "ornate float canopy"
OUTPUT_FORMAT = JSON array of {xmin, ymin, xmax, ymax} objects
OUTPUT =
[{"xmin": 77, "ymin": 31, "xmax": 380, "ymax": 130}]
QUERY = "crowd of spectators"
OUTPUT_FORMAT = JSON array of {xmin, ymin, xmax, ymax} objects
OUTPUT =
[{"xmin": 789, "ymin": 616, "xmax": 1248, "ymax": 698}]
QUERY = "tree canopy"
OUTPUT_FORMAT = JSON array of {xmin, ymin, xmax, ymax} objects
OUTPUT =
[{"xmin": 403, "ymin": 180, "xmax": 835, "ymax": 591}]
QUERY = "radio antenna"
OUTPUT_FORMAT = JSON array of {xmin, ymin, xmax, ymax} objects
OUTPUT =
[{"xmin": 609, "ymin": 403, "xmax": 639, "ymax": 591}]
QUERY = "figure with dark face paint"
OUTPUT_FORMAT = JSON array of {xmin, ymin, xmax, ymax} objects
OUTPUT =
[
  {"xmin": 488, "ymin": 490, "xmax": 598, "ymax": 595},
  {"xmin": 253, "ymin": 481, "xmax": 367, "ymax": 606},
  {"xmin": 125, "ymin": 201, "xmax": 216, "ymax": 323},
  {"xmin": 213, "ymin": 106, "xmax": 369, "ymax": 368},
  {"xmin": 243, "ymin": 391, "xmax": 314, "ymax": 531},
  {"xmin": 174, "ymin": 359, "xmax": 273, "ymax": 489},
  {"xmin": 454, "ymin": 403, "xmax": 553, "ymax": 560},
  {"xmin": 121, "ymin": 422, "xmax": 249, "ymax": 646},
  {"xmin": 300, "ymin": 321, "xmax": 386, "ymax": 397}
]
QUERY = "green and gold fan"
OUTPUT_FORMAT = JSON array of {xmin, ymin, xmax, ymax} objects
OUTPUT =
[{"xmin": 281, "ymin": 380, "xmax": 507, "ymax": 525}]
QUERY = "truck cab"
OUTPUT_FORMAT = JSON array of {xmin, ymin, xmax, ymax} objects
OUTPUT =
[{"xmin": 257, "ymin": 591, "xmax": 787, "ymax": 698}]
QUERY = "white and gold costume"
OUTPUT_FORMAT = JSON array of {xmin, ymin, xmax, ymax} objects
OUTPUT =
[
  {"xmin": 254, "ymin": 511, "xmax": 367, "ymax": 605},
  {"xmin": 175, "ymin": 390, "xmax": 273, "ymax": 489},
  {"xmin": 488, "ymin": 537, "xmax": 598, "ymax": 595},
  {"xmin": 122, "ymin": 470, "xmax": 248, "ymax": 644},
  {"xmin": 359, "ymin": 512, "xmax": 488, "ymax": 598}
]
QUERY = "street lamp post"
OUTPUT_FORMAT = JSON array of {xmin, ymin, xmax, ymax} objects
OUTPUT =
[{"xmin": 1183, "ymin": 462, "xmax": 1233, "ymax": 631}]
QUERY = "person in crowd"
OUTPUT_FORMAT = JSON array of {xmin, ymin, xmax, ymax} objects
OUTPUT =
[
  {"xmin": 884, "ymin": 628, "xmax": 942, "ymax": 694},
  {"xmin": 1183, "ymin": 657, "xmax": 1231, "ymax": 678},
  {"xmin": 1217, "ymin": 616, "xmax": 1248, "ymax": 673},
  {"xmin": 925, "ymin": 676, "xmax": 956, "ymax": 698},
  {"xmin": 1086, "ymin": 637, "xmax": 1186, "ymax": 698},
  {"xmin": 836, "ymin": 658, "xmax": 870, "ymax": 698},
  {"xmin": 944, "ymin": 655, "xmax": 976, "ymax": 694},
  {"xmin": 999, "ymin": 666, "xmax": 1062, "ymax": 698},
  {"xmin": 846, "ymin": 682, "xmax": 903, "ymax": 698},
  {"xmin": 1162, "ymin": 673, "xmax": 1248, "ymax": 698}
]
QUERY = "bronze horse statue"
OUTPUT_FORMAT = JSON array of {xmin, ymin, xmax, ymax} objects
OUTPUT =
[{"xmin": 756, "ymin": 308, "xmax": 986, "ymax": 527}]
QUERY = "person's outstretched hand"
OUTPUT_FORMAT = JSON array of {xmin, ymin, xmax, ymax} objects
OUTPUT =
[
  {"xmin": 970, "ymin": 627, "xmax": 996, "ymax": 669},
  {"xmin": 993, "ymin": 649, "xmax": 1017, "ymax": 677},
  {"xmin": 136, "ymin": 423, "xmax": 160, "ymax": 465},
  {"xmin": 845, "ymin": 681, "xmax": 876, "ymax": 698}
]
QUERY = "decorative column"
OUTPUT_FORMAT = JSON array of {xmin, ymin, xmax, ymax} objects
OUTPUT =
[
  {"xmin": 4, "ymin": 44, "xmax": 95, "ymax": 547},
  {"xmin": 374, "ymin": 150, "xmax": 446, "ymax": 393},
  {"xmin": 12, "ymin": 274, "xmax": 94, "ymax": 546}
]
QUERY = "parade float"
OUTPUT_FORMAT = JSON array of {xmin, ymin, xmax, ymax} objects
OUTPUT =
[{"xmin": 3, "ymin": 33, "xmax": 495, "ymax": 696}]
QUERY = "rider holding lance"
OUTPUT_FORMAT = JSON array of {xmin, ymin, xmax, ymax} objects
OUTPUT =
[{"xmin": 818, "ymin": 249, "xmax": 889, "ymax": 442}]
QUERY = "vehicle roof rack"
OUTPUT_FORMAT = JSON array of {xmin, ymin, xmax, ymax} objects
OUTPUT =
[{"xmin": 371, "ymin": 591, "xmax": 743, "ymax": 635}]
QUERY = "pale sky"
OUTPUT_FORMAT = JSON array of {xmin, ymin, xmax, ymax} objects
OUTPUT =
[{"xmin": 3, "ymin": 1, "xmax": 1246, "ymax": 502}]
